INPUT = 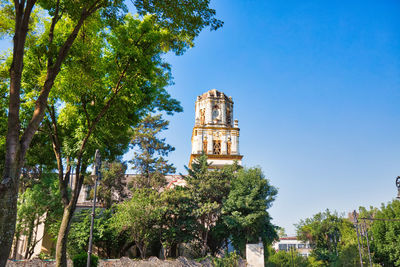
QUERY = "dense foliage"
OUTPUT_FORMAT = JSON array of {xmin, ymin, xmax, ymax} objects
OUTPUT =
[
  {"xmin": 13, "ymin": 174, "xmax": 63, "ymax": 259},
  {"xmin": 109, "ymin": 155, "xmax": 278, "ymax": 259},
  {"xmin": 0, "ymin": 0, "xmax": 223, "ymax": 265},
  {"xmin": 85, "ymin": 160, "xmax": 128, "ymax": 209},
  {"xmin": 67, "ymin": 208, "xmax": 127, "ymax": 259},
  {"xmin": 223, "ymin": 167, "xmax": 278, "ymax": 254},
  {"xmin": 293, "ymin": 200, "xmax": 400, "ymax": 267},
  {"xmin": 72, "ymin": 253, "xmax": 98, "ymax": 267},
  {"xmin": 267, "ymin": 249, "xmax": 316, "ymax": 267},
  {"xmin": 368, "ymin": 200, "xmax": 400, "ymax": 266},
  {"xmin": 129, "ymin": 114, "xmax": 176, "ymax": 190}
]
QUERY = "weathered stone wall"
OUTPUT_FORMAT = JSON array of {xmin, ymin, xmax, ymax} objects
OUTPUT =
[{"xmin": 6, "ymin": 256, "xmax": 243, "ymax": 267}]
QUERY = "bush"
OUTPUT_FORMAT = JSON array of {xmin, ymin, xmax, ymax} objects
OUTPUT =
[
  {"xmin": 38, "ymin": 252, "xmax": 52, "ymax": 260},
  {"xmin": 266, "ymin": 250, "xmax": 311, "ymax": 267},
  {"xmin": 213, "ymin": 251, "xmax": 241, "ymax": 267},
  {"xmin": 72, "ymin": 253, "xmax": 99, "ymax": 267}
]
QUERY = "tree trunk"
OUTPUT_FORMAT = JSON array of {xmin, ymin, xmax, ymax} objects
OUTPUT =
[
  {"xmin": 12, "ymin": 233, "xmax": 20, "ymax": 260},
  {"xmin": 55, "ymin": 204, "xmax": 75, "ymax": 267},
  {"xmin": 0, "ymin": 159, "xmax": 23, "ymax": 266},
  {"xmin": 0, "ymin": 2, "xmax": 102, "ymax": 266},
  {"xmin": 55, "ymin": 162, "xmax": 86, "ymax": 267}
]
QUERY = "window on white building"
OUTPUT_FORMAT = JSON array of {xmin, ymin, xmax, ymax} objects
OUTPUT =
[
  {"xmin": 278, "ymin": 244, "xmax": 287, "ymax": 251},
  {"xmin": 298, "ymin": 244, "xmax": 306, "ymax": 249}
]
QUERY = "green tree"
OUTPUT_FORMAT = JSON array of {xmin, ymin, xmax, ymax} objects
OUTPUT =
[
  {"xmin": 41, "ymin": 7, "xmax": 221, "ymax": 265},
  {"xmin": 67, "ymin": 208, "xmax": 126, "ymax": 259},
  {"xmin": 296, "ymin": 210, "xmax": 349, "ymax": 265},
  {"xmin": 369, "ymin": 200, "xmax": 400, "ymax": 266},
  {"xmin": 158, "ymin": 186, "xmax": 197, "ymax": 258},
  {"xmin": 85, "ymin": 160, "xmax": 128, "ymax": 208},
  {"xmin": 277, "ymin": 227, "xmax": 287, "ymax": 238},
  {"xmin": 185, "ymin": 154, "xmax": 232, "ymax": 256},
  {"xmin": 111, "ymin": 188, "xmax": 162, "ymax": 259},
  {"xmin": 0, "ymin": 1, "xmax": 127, "ymax": 262},
  {"xmin": 41, "ymin": 14, "xmax": 184, "ymax": 266},
  {"xmin": 334, "ymin": 213, "xmax": 365, "ymax": 267},
  {"xmin": 0, "ymin": 1, "xmax": 222, "ymax": 265},
  {"xmin": 222, "ymin": 167, "xmax": 278, "ymax": 255},
  {"xmin": 130, "ymin": 114, "xmax": 176, "ymax": 190},
  {"xmin": 13, "ymin": 174, "xmax": 63, "ymax": 259}
]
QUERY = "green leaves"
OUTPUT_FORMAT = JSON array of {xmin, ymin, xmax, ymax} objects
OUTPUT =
[
  {"xmin": 222, "ymin": 167, "xmax": 278, "ymax": 254},
  {"xmin": 133, "ymin": 0, "xmax": 223, "ymax": 54},
  {"xmin": 369, "ymin": 200, "xmax": 400, "ymax": 266},
  {"xmin": 111, "ymin": 188, "xmax": 162, "ymax": 258},
  {"xmin": 296, "ymin": 210, "xmax": 345, "ymax": 264},
  {"xmin": 185, "ymin": 155, "xmax": 278, "ymax": 256},
  {"xmin": 15, "ymin": 174, "xmax": 63, "ymax": 258},
  {"xmin": 130, "ymin": 114, "xmax": 176, "ymax": 190},
  {"xmin": 67, "ymin": 208, "xmax": 123, "ymax": 258}
]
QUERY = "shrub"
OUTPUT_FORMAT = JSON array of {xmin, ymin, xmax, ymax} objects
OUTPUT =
[
  {"xmin": 38, "ymin": 252, "xmax": 52, "ymax": 260},
  {"xmin": 72, "ymin": 253, "xmax": 99, "ymax": 267},
  {"xmin": 213, "ymin": 251, "xmax": 240, "ymax": 267}
]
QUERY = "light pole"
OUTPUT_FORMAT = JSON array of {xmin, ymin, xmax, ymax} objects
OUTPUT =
[
  {"xmin": 87, "ymin": 149, "xmax": 101, "ymax": 267},
  {"xmin": 396, "ymin": 176, "xmax": 400, "ymax": 199}
]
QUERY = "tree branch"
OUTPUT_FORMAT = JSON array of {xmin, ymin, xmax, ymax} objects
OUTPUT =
[
  {"xmin": 47, "ymin": 0, "xmax": 60, "ymax": 68},
  {"xmin": 20, "ymin": 1, "xmax": 103, "ymax": 157},
  {"xmin": 81, "ymin": 97, "xmax": 91, "ymax": 129}
]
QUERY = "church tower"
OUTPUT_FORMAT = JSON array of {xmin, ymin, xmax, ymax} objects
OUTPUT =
[{"xmin": 189, "ymin": 89, "xmax": 243, "ymax": 168}]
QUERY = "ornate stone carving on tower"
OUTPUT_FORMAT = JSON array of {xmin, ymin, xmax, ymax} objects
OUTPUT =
[{"xmin": 189, "ymin": 89, "xmax": 243, "ymax": 168}]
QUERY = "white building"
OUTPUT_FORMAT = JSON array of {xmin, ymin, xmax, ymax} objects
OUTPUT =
[
  {"xmin": 189, "ymin": 89, "xmax": 243, "ymax": 168},
  {"xmin": 272, "ymin": 237, "xmax": 312, "ymax": 257}
]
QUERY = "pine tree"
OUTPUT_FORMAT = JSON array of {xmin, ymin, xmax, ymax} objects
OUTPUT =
[{"xmin": 130, "ymin": 114, "xmax": 176, "ymax": 190}]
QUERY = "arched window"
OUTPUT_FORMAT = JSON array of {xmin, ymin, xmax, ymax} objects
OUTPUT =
[{"xmin": 213, "ymin": 140, "xmax": 221, "ymax": 154}]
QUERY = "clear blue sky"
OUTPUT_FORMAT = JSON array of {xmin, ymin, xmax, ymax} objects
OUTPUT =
[
  {"xmin": 154, "ymin": 0, "xmax": 400, "ymax": 235},
  {"xmin": 1, "ymin": 0, "xmax": 399, "ymax": 235}
]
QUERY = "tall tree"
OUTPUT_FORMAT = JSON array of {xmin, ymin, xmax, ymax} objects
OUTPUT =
[
  {"xmin": 0, "ymin": 1, "xmax": 222, "ymax": 265},
  {"xmin": 130, "ymin": 114, "xmax": 176, "ymax": 190},
  {"xmin": 296, "ymin": 210, "xmax": 348, "ymax": 265},
  {"xmin": 185, "ymin": 154, "xmax": 232, "ymax": 256},
  {"xmin": 85, "ymin": 160, "xmax": 128, "ymax": 209},
  {"xmin": 111, "ymin": 188, "xmax": 162, "ymax": 259},
  {"xmin": 43, "ymin": 15, "xmax": 184, "ymax": 266},
  {"xmin": 158, "ymin": 186, "xmax": 197, "ymax": 258},
  {"xmin": 0, "ymin": 1, "xmax": 127, "ymax": 263},
  {"xmin": 222, "ymin": 167, "xmax": 278, "ymax": 255}
]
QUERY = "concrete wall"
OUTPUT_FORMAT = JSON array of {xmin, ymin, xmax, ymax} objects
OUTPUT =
[{"xmin": 246, "ymin": 243, "xmax": 264, "ymax": 267}]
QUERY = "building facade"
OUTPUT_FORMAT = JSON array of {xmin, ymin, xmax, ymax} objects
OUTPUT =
[
  {"xmin": 272, "ymin": 237, "xmax": 312, "ymax": 257},
  {"xmin": 189, "ymin": 89, "xmax": 243, "ymax": 168}
]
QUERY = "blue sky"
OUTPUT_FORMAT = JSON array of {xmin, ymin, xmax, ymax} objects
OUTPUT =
[
  {"xmin": 154, "ymin": 0, "xmax": 400, "ymax": 234},
  {"xmin": 1, "ymin": 0, "xmax": 399, "ymax": 235}
]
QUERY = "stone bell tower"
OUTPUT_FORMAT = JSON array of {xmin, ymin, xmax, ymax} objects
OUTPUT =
[{"xmin": 189, "ymin": 89, "xmax": 243, "ymax": 168}]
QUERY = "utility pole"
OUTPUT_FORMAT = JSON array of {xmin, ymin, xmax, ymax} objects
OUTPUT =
[
  {"xmin": 353, "ymin": 210, "xmax": 364, "ymax": 267},
  {"xmin": 361, "ymin": 220, "xmax": 372, "ymax": 267},
  {"xmin": 87, "ymin": 150, "xmax": 101, "ymax": 267}
]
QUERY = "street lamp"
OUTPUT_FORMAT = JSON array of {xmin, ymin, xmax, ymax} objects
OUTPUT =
[
  {"xmin": 396, "ymin": 176, "xmax": 400, "ymax": 200},
  {"xmin": 87, "ymin": 149, "xmax": 102, "ymax": 267}
]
